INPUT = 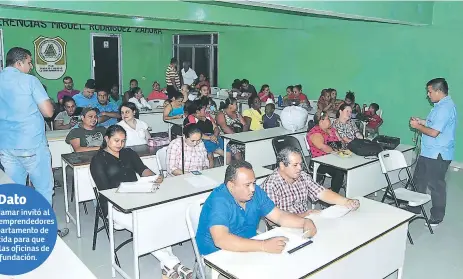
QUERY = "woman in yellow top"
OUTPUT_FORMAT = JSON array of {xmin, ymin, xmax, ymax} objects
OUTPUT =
[{"xmin": 243, "ymin": 95, "xmax": 264, "ymax": 131}]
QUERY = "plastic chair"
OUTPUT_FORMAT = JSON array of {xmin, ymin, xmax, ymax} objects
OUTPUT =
[
  {"xmin": 185, "ymin": 199, "xmax": 219, "ymax": 279},
  {"xmin": 156, "ymin": 146, "xmax": 169, "ymax": 177},
  {"xmin": 377, "ymin": 150, "xmax": 433, "ymax": 244}
]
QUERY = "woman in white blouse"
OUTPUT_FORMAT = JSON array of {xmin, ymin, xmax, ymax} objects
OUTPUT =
[
  {"xmin": 128, "ymin": 87, "xmax": 152, "ymax": 110},
  {"xmin": 118, "ymin": 102, "xmax": 152, "ymax": 146}
]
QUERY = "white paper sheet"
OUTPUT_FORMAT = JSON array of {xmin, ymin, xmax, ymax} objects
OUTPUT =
[
  {"xmin": 309, "ymin": 204, "xmax": 352, "ymax": 219},
  {"xmin": 253, "ymin": 227, "xmax": 312, "ymax": 254},
  {"xmin": 117, "ymin": 182, "xmax": 157, "ymax": 193},
  {"xmin": 184, "ymin": 175, "xmax": 218, "ymax": 188}
]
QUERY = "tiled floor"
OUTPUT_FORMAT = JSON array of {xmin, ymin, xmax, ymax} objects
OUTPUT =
[{"xmin": 52, "ymin": 167, "xmax": 463, "ymax": 279}]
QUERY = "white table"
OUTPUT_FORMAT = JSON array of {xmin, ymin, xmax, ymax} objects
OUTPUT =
[
  {"xmin": 312, "ymin": 144, "xmax": 415, "ymax": 198},
  {"xmin": 61, "ymin": 145, "xmax": 162, "ymax": 238},
  {"xmin": 222, "ymin": 126, "xmax": 309, "ymax": 167},
  {"xmin": 100, "ymin": 165, "xmax": 273, "ymax": 279},
  {"xmin": 46, "ymin": 129, "xmax": 72, "ymax": 169},
  {"xmin": 138, "ymin": 107, "xmax": 168, "ymax": 134},
  {"xmin": 205, "ymin": 197, "xmax": 414, "ymax": 279},
  {"xmin": 0, "ymin": 170, "xmax": 97, "ymax": 279},
  {"xmin": 165, "ymin": 118, "xmax": 184, "ymax": 140}
]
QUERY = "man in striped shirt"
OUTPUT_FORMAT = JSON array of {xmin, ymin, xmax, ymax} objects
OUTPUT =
[{"xmin": 165, "ymin": 58, "xmax": 181, "ymax": 92}]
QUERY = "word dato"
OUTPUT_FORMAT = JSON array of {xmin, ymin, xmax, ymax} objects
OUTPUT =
[
  {"xmin": 0, "ymin": 19, "xmax": 162, "ymax": 34},
  {"xmin": 0, "ymin": 194, "xmax": 26, "ymax": 205}
]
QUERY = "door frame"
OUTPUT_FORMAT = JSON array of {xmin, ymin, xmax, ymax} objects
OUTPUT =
[
  {"xmin": 90, "ymin": 33, "xmax": 122, "ymax": 92},
  {"xmin": 0, "ymin": 29, "xmax": 4, "ymax": 70}
]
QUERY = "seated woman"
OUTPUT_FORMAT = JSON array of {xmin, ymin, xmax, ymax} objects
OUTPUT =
[
  {"xmin": 90, "ymin": 125, "xmax": 193, "ymax": 279},
  {"xmin": 328, "ymin": 88, "xmax": 344, "ymax": 111},
  {"xmin": 243, "ymin": 95, "xmax": 263, "ymax": 131},
  {"xmin": 128, "ymin": 87, "xmax": 152, "ymax": 110},
  {"xmin": 307, "ymin": 112, "xmax": 345, "ymax": 193},
  {"xmin": 343, "ymin": 91, "xmax": 361, "ymax": 118},
  {"xmin": 332, "ymin": 103, "xmax": 363, "ymax": 143},
  {"xmin": 317, "ymin": 89, "xmax": 335, "ymax": 113},
  {"xmin": 166, "ymin": 124, "xmax": 209, "ymax": 176},
  {"xmin": 163, "ymin": 91, "xmax": 185, "ymax": 121},
  {"xmin": 215, "ymin": 97, "xmax": 248, "ymax": 160},
  {"xmin": 184, "ymin": 99, "xmax": 231, "ymax": 166},
  {"xmin": 257, "ymin": 84, "xmax": 275, "ymax": 103},
  {"xmin": 195, "ymin": 73, "xmax": 210, "ymax": 90},
  {"xmin": 118, "ymin": 102, "xmax": 151, "ymax": 146},
  {"xmin": 65, "ymin": 108, "xmax": 106, "ymax": 152},
  {"xmin": 147, "ymin": 81, "xmax": 168, "ymax": 101}
]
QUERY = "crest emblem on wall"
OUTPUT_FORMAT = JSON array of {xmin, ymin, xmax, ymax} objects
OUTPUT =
[{"xmin": 33, "ymin": 36, "xmax": 67, "ymax": 79}]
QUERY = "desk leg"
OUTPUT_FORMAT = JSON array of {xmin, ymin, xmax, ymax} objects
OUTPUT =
[
  {"xmin": 108, "ymin": 204, "xmax": 116, "ymax": 278},
  {"xmin": 168, "ymin": 123, "xmax": 172, "ymax": 141},
  {"xmin": 312, "ymin": 162, "xmax": 319, "ymax": 181},
  {"xmin": 62, "ymin": 161, "xmax": 70, "ymax": 223},
  {"xmin": 223, "ymin": 138, "xmax": 229, "ymax": 165},
  {"xmin": 74, "ymin": 169, "xmax": 81, "ymax": 238},
  {"xmin": 132, "ymin": 211, "xmax": 140, "ymax": 279},
  {"xmin": 397, "ymin": 267, "xmax": 404, "ymax": 279}
]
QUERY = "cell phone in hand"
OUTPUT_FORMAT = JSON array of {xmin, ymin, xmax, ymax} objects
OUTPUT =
[{"xmin": 191, "ymin": 171, "xmax": 202, "ymax": 175}]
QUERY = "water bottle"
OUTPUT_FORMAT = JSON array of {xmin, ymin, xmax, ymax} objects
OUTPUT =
[{"xmin": 278, "ymin": 95, "xmax": 283, "ymax": 107}]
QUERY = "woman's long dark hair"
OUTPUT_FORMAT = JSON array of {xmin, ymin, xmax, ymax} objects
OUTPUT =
[
  {"xmin": 101, "ymin": 125, "xmax": 127, "ymax": 149},
  {"xmin": 336, "ymin": 103, "xmax": 351, "ymax": 119},
  {"xmin": 129, "ymin": 87, "xmax": 141, "ymax": 99},
  {"xmin": 219, "ymin": 97, "xmax": 237, "ymax": 110},
  {"xmin": 119, "ymin": 101, "xmax": 140, "ymax": 119}
]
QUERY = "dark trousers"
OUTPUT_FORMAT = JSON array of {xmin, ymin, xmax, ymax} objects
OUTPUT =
[
  {"xmin": 317, "ymin": 165, "xmax": 345, "ymax": 193},
  {"xmin": 413, "ymin": 155, "xmax": 451, "ymax": 221}
]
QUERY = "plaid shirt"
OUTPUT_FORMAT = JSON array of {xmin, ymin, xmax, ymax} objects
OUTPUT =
[
  {"xmin": 167, "ymin": 137, "xmax": 209, "ymax": 175},
  {"xmin": 261, "ymin": 169, "xmax": 325, "ymax": 214}
]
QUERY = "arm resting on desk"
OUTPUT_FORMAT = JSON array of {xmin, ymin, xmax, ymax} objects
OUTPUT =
[
  {"xmin": 309, "ymin": 134, "xmax": 334, "ymax": 153},
  {"xmin": 267, "ymin": 208, "xmax": 317, "ymax": 237},
  {"xmin": 69, "ymin": 139, "xmax": 100, "ymax": 152},
  {"xmin": 210, "ymin": 225, "xmax": 263, "ymax": 252}
]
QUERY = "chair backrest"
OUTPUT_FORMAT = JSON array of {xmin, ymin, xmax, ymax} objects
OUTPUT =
[
  {"xmin": 185, "ymin": 199, "xmax": 206, "ymax": 279},
  {"xmin": 377, "ymin": 150, "xmax": 408, "ymax": 174},
  {"xmin": 156, "ymin": 146, "xmax": 169, "ymax": 177},
  {"xmin": 377, "ymin": 109, "xmax": 383, "ymax": 118},
  {"xmin": 272, "ymin": 135, "xmax": 310, "ymax": 171}
]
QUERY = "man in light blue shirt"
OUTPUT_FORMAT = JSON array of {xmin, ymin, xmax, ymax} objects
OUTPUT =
[
  {"xmin": 0, "ymin": 47, "xmax": 55, "ymax": 203},
  {"xmin": 410, "ymin": 78, "xmax": 457, "ymax": 226},
  {"xmin": 95, "ymin": 89, "xmax": 120, "ymax": 127},
  {"xmin": 73, "ymin": 79, "xmax": 98, "ymax": 108}
]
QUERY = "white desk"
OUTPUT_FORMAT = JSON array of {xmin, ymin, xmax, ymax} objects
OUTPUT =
[
  {"xmin": 138, "ymin": 107, "xmax": 168, "ymax": 134},
  {"xmin": 100, "ymin": 165, "xmax": 273, "ymax": 279},
  {"xmin": 46, "ymin": 129, "xmax": 72, "ymax": 169},
  {"xmin": 61, "ymin": 145, "xmax": 162, "ymax": 238},
  {"xmin": 0, "ymin": 170, "xmax": 97, "ymax": 279},
  {"xmin": 222, "ymin": 126, "xmax": 309, "ymax": 167},
  {"xmin": 312, "ymin": 144, "xmax": 415, "ymax": 198},
  {"xmin": 165, "ymin": 118, "xmax": 184, "ymax": 140},
  {"xmin": 205, "ymin": 197, "xmax": 414, "ymax": 279}
]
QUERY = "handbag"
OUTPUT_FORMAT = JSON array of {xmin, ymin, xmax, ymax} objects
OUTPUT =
[{"xmin": 347, "ymin": 139, "xmax": 383, "ymax": 156}]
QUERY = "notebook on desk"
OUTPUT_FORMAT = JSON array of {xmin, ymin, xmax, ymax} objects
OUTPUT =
[
  {"xmin": 116, "ymin": 175, "xmax": 160, "ymax": 193},
  {"xmin": 254, "ymin": 227, "xmax": 313, "ymax": 254}
]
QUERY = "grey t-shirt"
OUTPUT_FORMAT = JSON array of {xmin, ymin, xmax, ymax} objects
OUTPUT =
[
  {"xmin": 54, "ymin": 111, "xmax": 73, "ymax": 125},
  {"xmin": 65, "ymin": 126, "xmax": 106, "ymax": 147}
]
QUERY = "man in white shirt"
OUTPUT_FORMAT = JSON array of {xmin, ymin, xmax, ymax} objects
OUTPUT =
[{"xmin": 181, "ymin": 61, "xmax": 197, "ymax": 86}]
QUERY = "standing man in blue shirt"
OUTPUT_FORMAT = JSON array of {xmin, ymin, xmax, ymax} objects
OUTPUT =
[
  {"xmin": 410, "ymin": 78, "xmax": 457, "ymax": 226},
  {"xmin": 196, "ymin": 160, "xmax": 316, "ymax": 258},
  {"xmin": 73, "ymin": 79, "xmax": 98, "ymax": 108}
]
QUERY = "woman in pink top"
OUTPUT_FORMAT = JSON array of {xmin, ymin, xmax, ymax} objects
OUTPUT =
[
  {"xmin": 257, "ymin": 84, "xmax": 275, "ymax": 103},
  {"xmin": 306, "ymin": 111, "xmax": 345, "ymax": 193}
]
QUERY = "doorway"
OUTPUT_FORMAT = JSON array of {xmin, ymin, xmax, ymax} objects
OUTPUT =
[
  {"xmin": 0, "ymin": 29, "xmax": 4, "ymax": 71},
  {"xmin": 91, "ymin": 33, "xmax": 121, "ymax": 92}
]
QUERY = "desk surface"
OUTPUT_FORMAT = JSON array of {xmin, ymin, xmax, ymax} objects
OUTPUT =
[
  {"xmin": 222, "ymin": 126, "xmax": 307, "ymax": 143},
  {"xmin": 139, "ymin": 107, "xmax": 164, "ymax": 114},
  {"xmin": 311, "ymin": 144, "xmax": 415, "ymax": 171},
  {"xmin": 204, "ymin": 197, "xmax": 414, "ymax": 279},
  {"xmin": 100, "ymin": 165, "xmax": 273, "ymax": 213},
  {"xmin": 46, "ymin": 129, "xmax": 71, "ymax": 141},
  {"xmin": 61, "ymin": 144, "xmax": 164, "ymax": 167}
]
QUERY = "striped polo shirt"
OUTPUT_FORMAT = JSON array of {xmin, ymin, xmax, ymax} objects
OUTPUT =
[{"xmin": 165, "ymin": 65, "xmax": 181, "ymax": 87}]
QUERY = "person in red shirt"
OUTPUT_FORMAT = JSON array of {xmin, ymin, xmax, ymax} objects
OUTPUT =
[
  {"xmin": 147, "ymin": 81, "xmax": 168, "ymax": 101},
  {"xmin": 257, "ymin": 84, "xmax": 275, "ymax": 103},
  {"xmin": 363, "ymin": 103, "xmax": 383, "ymax": 130},
  {"xmin": 195, "ymin": 73, "xmax": 210, "ymax": 90},
  {"xmin": 285, "ymin": 84, "xmax": 309, "ymax": 106}
]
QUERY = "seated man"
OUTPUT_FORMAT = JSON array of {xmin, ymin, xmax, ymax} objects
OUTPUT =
[
  {"xmin": 196, "ymin": 160, "xmax": 316, "ymax": 258},
  {"xmin": 95, "ymin": 89, "xmax": 120, "ymax": 127},
  {"xmin": 261, "ymin": 147, "xmax": 360, "ymax": 217},
  {"xmin": 73, "ymin": 79, "xmax": 98, "ymax": 108},
  {"xmin": 54, "ymin": 96, "xmax": 79, "ymax": 130},
  {"xmin": 65, "ymin": 108, "xmax": 106, "ymax": 152}
]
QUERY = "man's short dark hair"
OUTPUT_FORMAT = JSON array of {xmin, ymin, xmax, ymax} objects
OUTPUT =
[
  {"xmin": 276, "ymin": 147, "xmax": 303, "ymax": 167},
  {"xmin": 63, "ymin": 76, "xmax": 73, "ymax": 82},
  {"xmin": 6, "ymin": 47, "xmax": 31, "ymax": 67},
  {"xmin": 224, "ymin": 161, "xmax": 253, "ymax": 184},
  {"xmin": 129, "ymin": 79, "xmax": 138, "ymax": 84},
  {"xmin": 97, "ymin": 88, "xmax": 108, "ymax": 95},
  {"xmin": 294, "ymin": 84, "xmax": 302, "ymax": 91},
  {"xmin": 370, "ymin": 103, "xmax": 379, "ymax": 112},
  {"xmin": 62, "ymin": 96, "xmax": 75, "ymax": 106},
  {"xmin": 170, "ymin": 58, "xmax": 177, "ymax": 64},
  {"xmin": 241, "ymin": 79, "xmax": 249, "ymax": 85},
  {"xmin": 426, "ymin": 78, "xmax": 448, "ymax": 95}
]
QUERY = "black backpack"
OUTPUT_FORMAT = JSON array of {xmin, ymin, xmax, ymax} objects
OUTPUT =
[{"xmin": 347, "ymin": 139, "xmax": 383, "ymax": 157}]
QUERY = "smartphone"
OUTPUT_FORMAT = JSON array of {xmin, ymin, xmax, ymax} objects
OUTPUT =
[{"xmin": 191, "ymin": 171, "xmax": 202, "ymax": 175}]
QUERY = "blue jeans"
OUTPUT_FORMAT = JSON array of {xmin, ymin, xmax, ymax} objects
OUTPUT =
[{"xmin": 0, "ymin": 143, "xmax": 53, "ymax": 204}]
